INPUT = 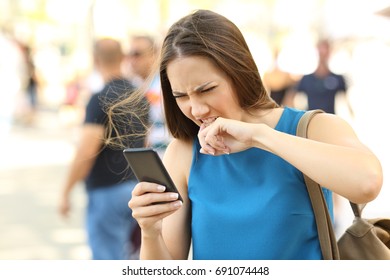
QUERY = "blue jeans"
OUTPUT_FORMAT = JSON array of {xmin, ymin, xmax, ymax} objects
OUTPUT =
[{"xmin": 86, "ymin": 181, "xmax": 138, "ymax": 260}]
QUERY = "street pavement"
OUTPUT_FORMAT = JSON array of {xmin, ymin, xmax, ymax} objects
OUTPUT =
[
  {"xmin": 0, "ymin": 109, "xmax": 91, "ymax": 260},
  {"xmin": 0, "ymin": 103, "xmax": 389, "ymax": 260}
]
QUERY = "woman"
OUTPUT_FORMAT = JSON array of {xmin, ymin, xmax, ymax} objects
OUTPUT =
[{"xmin": 116, "ymin": 10, "xmax": 382, "ymax": 259}]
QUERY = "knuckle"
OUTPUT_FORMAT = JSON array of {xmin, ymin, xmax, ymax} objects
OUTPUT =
[{"xmin": 131, "ymin": 185, "xmax": 139, "ymax": 196}]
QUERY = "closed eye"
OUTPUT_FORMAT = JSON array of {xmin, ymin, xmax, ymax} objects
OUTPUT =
[
  {"xmin": 200, "ymin": 86, "xmax": 217, "ymax": 93},
  {"xmin": 173, "ymin": 93, "xmax": 187, "ymax": 99},
  {"xmin": 172, "ymin": 90, "xmax": 187, "ymax": 99},
  {"xmin": 172, "ymin": 84, "xmax": 217, "ymax": 99}
]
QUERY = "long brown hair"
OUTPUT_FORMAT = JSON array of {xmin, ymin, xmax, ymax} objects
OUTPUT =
[
  {"xmin": 160, "ymin": 9, "xmax": 277, "ymax": 140},
  {"xmin": 107, "ymin": 9, "xmax": 276, "ymax": 146}
]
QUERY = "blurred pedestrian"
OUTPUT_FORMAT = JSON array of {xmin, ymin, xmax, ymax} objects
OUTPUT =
[
  {"xmin": 263, "ymin": 48, "xmax": 296, "ymax": 107},
  {"xmin": 127, "ymin": 35, "xmax": 171, "ymax": 154},
  {"xmin": 23, "ymin": 45, "xmax": 39, "ymax": 124},
  {"xmin": 59, "ymin": 38, "xmax": 149, "ymax": 260},
  {"xmin": 0, "ymin": 33, "xmax": 24, "ymax": 134},
  {"xmin": 294, "ymin": 39, "xmax": 354, "ymax": 116}
]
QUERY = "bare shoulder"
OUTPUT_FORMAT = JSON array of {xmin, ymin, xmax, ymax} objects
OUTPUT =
[
  {"xmin": 307, "ymin": 113, "xmax": 366, "ymax": 149},
  {"xmin": 163, "ymin": 139, "xmax": 193, "ymax": 165}
]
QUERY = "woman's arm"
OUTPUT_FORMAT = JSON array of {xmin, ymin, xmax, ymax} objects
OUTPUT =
[
  {"xmin": 262, "ymin": 113, "xmax": 382, "ymax": 203},
  {"xmin": 129, "ymin": 139, "xmax": 192, "ymax": 259},
  {"xmin": 161, "ymin": 139, "xmax": 192, "ymax": 259},
  {"xmin": 198, "ymin": 113, "xmax": 382, "ymax": 204}
]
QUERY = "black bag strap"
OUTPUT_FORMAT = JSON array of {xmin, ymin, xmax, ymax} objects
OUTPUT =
[{"xmin": 296, "ymin": 110, "xmax": 340, "ymax": 260}]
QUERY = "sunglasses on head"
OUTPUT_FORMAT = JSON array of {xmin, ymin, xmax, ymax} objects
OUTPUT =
[{"xmin": 128, "ymin": 49, "xmax": 151, "ymax": 58}]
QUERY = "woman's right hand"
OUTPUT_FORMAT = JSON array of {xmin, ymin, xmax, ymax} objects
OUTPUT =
[{"xmin": 129, "ymin": 182, "xmax": 183, "ymax": 238}]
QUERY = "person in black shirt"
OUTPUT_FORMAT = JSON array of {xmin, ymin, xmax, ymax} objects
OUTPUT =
[
  {"xmin": 295, "ymin": 39, "xmax": 353, "ymax": 115},
  {"xmin": 59, "ymin": 38, "xmax": 148, "ymax": 259}
]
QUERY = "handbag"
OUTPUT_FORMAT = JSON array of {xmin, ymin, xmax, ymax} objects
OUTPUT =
[{"xmin": 297, "ymin": 109, "xmax": 390, "ymax": 260}]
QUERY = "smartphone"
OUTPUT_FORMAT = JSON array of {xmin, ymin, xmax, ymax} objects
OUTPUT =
[{"xmin": 123, "ymin": 148, "xmax": 183, "ymax": 202}]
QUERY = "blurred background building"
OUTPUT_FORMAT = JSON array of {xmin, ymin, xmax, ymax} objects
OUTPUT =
[{"xmin": 1, "ymin": 0, "xmax": 390, "ymax": 259}]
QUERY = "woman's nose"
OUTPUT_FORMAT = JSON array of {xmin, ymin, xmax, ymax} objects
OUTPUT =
[{"xmin": 190, "ymin": 97, "xmax": 209, "ymax": 119}]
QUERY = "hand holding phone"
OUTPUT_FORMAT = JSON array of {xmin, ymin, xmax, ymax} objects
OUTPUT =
[{"xmin": 123, "ymin": 148, "xmax": 183, "ymax": 202}]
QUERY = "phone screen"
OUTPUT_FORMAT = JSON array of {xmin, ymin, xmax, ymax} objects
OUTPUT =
[{"xmin": 123, "ymin": 148, "xmax": 183, "ymax": 202}]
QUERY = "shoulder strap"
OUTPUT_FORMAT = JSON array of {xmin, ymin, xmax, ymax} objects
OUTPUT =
[
  {"xmin": 350, "ymin": 201, "xmax": 366, "ymax": 218},
  {"xmin": 296, "ymin": 110, "xmax": 340, "ymax": 260}
]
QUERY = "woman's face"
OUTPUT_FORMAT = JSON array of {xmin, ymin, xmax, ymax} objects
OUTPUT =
[{"xmin": 166, "ymin": 56, "xmax": 243, "ymax": 127}]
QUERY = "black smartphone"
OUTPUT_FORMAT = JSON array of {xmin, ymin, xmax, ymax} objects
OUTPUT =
[{"xmin": 123, "ymin": 148, "xmax": 183, "ymax": 202}]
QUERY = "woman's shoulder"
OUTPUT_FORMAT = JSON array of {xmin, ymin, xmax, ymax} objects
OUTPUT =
[
  {"xmin": 306, "ymin": 112, "xmax": 357, "ymax": 143},
  {"xmin": 165, "ymin": 138, "xmax": 193, "ymax": 154},
  {"xmin": 163, "ymin": 139, "xmax": 194, "ymax": 170}
]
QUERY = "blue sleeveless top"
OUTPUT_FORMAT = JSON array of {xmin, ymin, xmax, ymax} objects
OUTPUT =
[{"xmin": 188, "ymin": 107, "xmax": 333, "ymax": 260}]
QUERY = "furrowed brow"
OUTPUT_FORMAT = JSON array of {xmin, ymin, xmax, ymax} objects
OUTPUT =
[
  {"xmin": 194, "ymin": 81, "xmax": 213, "ymax": 92},
  {"xmin": 172, "ymin": 81, "xmax": 214, "ymax": 96}
]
